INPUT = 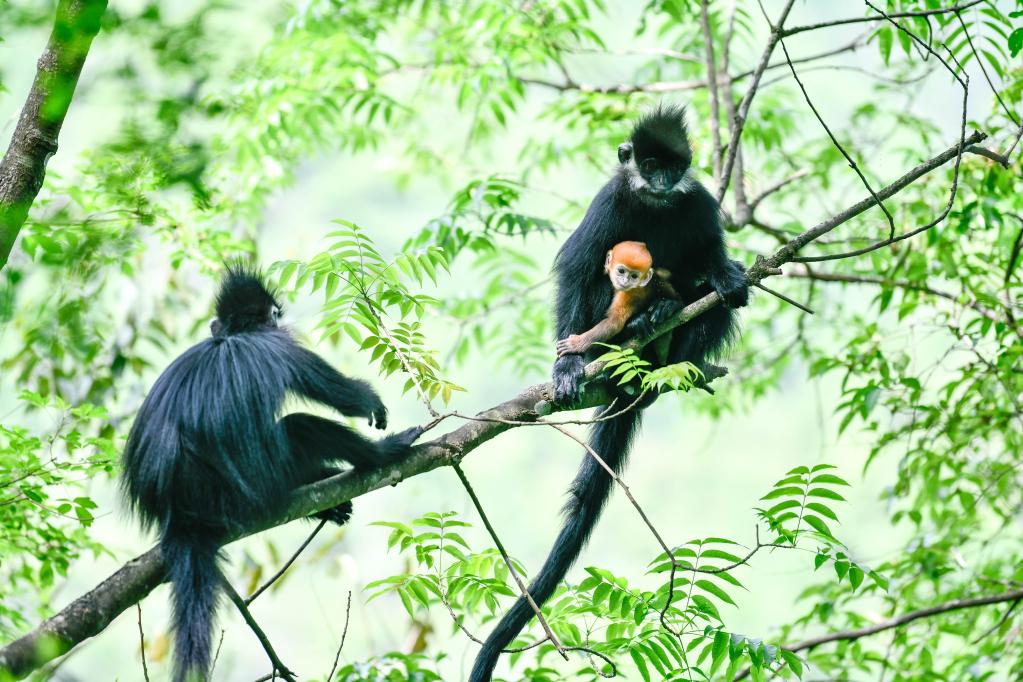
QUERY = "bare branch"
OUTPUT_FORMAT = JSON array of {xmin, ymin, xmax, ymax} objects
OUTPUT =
[
  {"xmin": 0, "ymin": 0, "xmax": 107, "ymax": 270},
  {"xmin": 786, "ymin": 266, "xmax": 1010, "ymax": 326},
  {"xmin": 451, "ymin": 463, "xmax": 569, "ymax": 659},
  {"xmin": 245, "ymin": 518, "xmax": 327, "ymax": 606},
  {"xmin": 748, "ymin": 169, "xmax": 808, "ymax": 212},
  {"xmin": 734, "ymin": 586, "xmax": 1023, "ymax": 680},
  {"xmin": 223, "ymin": 580, "xmax": 296, "ymax": 682},
  {"xmin": 779, "ymin": 0, "xmax": 983, "ymax": 38},
  {"xmin": 793, "ymin": 2, "xmax": 970, "ymax": 263},
  {"xmin": 135, "ymin": 604, "xmax": 151, "ymax": 682},
  {"xmin": 778, "ymin": 37, "xmax": 895, "ymax": 239},
  {"xmin": 716, "ymin": 0, "xmax": 797, "ymax": 203},
  {"xmin": 325, "ymin": 591, "xmax": 352, "ymax": 681},
  {"xmin": 700, "ymin": 0, "xmax": 724, "ymax": 184}
]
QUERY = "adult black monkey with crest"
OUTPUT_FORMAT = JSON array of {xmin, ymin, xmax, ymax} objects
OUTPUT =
[
  {"xmin": 469, "ymin": 105, "xmax": 748, "ymax": 681},
  {"xmin": 121, "ymin": 266, "xmax": 422, "ymax": 682}
]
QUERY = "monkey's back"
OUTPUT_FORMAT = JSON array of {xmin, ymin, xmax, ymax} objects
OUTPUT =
[{"xmin": 121, "ymin": 332, "xmax": 296, "ymax": 534}]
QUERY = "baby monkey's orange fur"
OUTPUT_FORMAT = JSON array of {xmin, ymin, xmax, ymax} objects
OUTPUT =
[{"xmin": 556, "ymin": 241, "xmax": 680, "ymax": 357}]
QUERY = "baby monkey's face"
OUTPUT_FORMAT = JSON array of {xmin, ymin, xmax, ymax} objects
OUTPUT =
[{"xmin": 609, "ymin": 263, "xmax": 653, "ymax": 291}]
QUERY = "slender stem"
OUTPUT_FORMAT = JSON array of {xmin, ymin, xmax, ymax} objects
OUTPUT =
[
  {"xmin": 451, "ymin": 462, "xmax": 569, "ymax": 659},
  {"xmin": 223, "ymin": 580, "xmax": 297, "ymax": 682},
  {"xmin": 325, "ymin": 591, "xmax": 352, "ymax": 681},
  {"xmin": 780, "ymin": 0, "xmax": 983, "ymax": 38},
  {"xmin": 246, "ymin": 518, "xmax": 327, "ymax": 605},
  {"xmin": 778, "ymin": 37, "xmax": 895, "ymax": 239},
  {"xmin": 135, "ymin": 604, "xmax": 151, "ymax": 682},
  {"xmin": 699, "ymin": 0, "xmax": 723, "ymax": 184},
  {"xmin": 716, "ymin": 0, "xmax": 797, "ymax": 203}
]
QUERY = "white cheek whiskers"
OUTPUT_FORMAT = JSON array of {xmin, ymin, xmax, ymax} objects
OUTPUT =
[
  {"xmin": 624, "ymin": 159, "xmax": 648, "ymax": 191},
  {"xmin": 672, "ymin": 168, "xmax": 695, "ymax": 194}
]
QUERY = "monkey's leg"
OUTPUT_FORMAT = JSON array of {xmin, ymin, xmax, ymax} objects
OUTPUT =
[
  {"xmin": 280, "ymin": 412, "xmax": 423, "ymax": 524},
  {"xmin": 281, "ymin": 412, "xmax": 407, "ymax": 526},
  {"xmin": 281, "ymin": 412, "xmax": 415, "ymax": 469}
]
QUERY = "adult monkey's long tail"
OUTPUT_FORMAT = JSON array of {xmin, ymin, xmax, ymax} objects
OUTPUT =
[{"xmin": 468, "ymin": 409, "xmax": 642, "ymax": 682}]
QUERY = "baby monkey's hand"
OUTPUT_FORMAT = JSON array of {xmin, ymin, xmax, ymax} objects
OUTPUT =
[{"xmin": 556, "ymin": 335, "xmax": 589, "ymax": 357}]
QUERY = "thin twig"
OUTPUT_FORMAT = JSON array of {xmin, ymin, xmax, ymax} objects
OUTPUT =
[
  {"xmin": 210, "ymin": 629, "xmax": 226, "ymax": 680},
  {"xmin": 716, "ymin": 0, "xmax": 797, "ymax": 203},
  {"xmin": 955, "ymin": 10, "xmax": 1018, "ymax": 128},
  {"xmin": 787, "ymin": 266, "xmax": 1009, "ymax": 326},
  {"xmin": 748, "ymin": 170, "xmax": 808, "ymax": 212},
  {"xmin": 971, "ymin": 596, "xmax": 1021, "ymax": 644},
  {"xmin": 135, "ymin": 604, "xmax": 151, "ymax": 682},
  {"xmin": 754, "ymin": 281, "xmax": 814, "ymax": 314},
  {"xmin": 326, "ymin": 591, "xmax": 352, "ymax": 681},
  {"xmin": 223, "ymin": 580, "xmax": 296, "ymax": 682},
  {"xmin": 451, "ymin": 462, "xmax": 569, "ymax": 659},
  {"xmin": 246, "ymin": 518, "xmax": 328, "ymax": 605},
  {"xmin": 780, "ymin": 0, "xmax": 983, "ymax": 38},
  {"xmin": 435, "ymin": 520, "xmax": 551, "ymax": 653},
  {"xmin": 793, "ymin": 2, "xmax": 970, "ymax": 263},
  {"xmin": 700, "ymin": 0, "xmax": 723, "ymax": 184},
  {"xmin": 778, "ymin": 37, "xmax": 895, "ymax": 239},
  {"xmin": 733, "ymin": 586, "xmax": 1023, "ymax": 680}
]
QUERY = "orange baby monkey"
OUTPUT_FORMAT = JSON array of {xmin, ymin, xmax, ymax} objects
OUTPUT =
[{"xmin": 556, "ymin": 241, "xmax": 680, "ymax": 357}]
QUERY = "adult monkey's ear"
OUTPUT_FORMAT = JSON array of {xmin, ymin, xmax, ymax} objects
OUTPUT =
[
  {"xmin": 604, "ymin": 249, "xmax": 614, "ymax": 272},
  {"xmin": 618, "ymin": 142, "xmax": 633, "ymax": 164}
]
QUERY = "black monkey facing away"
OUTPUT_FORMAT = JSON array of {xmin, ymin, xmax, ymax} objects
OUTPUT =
[
  {"xmin": 121, "ymin": 267, "xmax": 421, "ymax": 682},
  {"xmin": 469, "ymin": 105, "xmax": 748, "ymax": 681}
]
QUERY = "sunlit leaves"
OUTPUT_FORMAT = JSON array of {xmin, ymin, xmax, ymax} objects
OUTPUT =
[
  {"xmin": 0, "ymin": 392, "xmax": 116, "ymax": 636},
  {"xmin": 271, "ymin": 220, "xmax": 464, "ymax": 406}
]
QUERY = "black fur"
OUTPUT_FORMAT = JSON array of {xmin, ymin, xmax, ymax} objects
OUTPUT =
[
  {"xmin": 121, "ymin": 266, "xmax": 421, "ymax": 682},
  {"xmin": 469, "ymin": 106, "xmax": 748, "ymax": 681}
]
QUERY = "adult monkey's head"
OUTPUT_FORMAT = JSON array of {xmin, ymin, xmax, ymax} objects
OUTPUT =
[
  {"xmin": 210, "ymin": 265, "xmax": 282, "ymax": 336},
  {"xmin": 617, "ymin": 104, "xmax": 694, "ymax": 205}
]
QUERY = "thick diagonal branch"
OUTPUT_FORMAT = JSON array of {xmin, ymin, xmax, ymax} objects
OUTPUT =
[{"xmin": 0, "ymin": 0, "xmax": 107, "ymax": 270}]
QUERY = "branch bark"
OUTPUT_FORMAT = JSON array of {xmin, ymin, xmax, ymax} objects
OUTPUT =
[
  {"xmin": 0, "ymin": 129, "xmax": 988, "ymax": 680},
  {"xmin": 733, "ymin": 586, "xmax": 1023, "ymax": 680},
  {"xmin": 0, "ymin": 0, "xmax": 107, "ymax": 270}
]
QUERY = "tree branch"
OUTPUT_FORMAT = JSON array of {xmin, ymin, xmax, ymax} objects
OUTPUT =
[
  {"xmin": 716, "ymin": 0, "xmax": 797, "ymax": 203},
  {"xmin": 0, "ymin": 0, "xmax": 107, "ymax": 270},
  {"xmin": 780, "ymin": 0, "xmax": 983, "ymax": 38},
  {"xmin": 0, "ymin": 127, "xmax": 989, "ymax": 680},
  {"xmin": 734, "ymin": 586, "xmax": 1023, "ymax": 680}
]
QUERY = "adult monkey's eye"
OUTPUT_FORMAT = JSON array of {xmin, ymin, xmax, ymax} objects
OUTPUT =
[
  {"xmin": 640, "ymin": 158, "xmax": 660, "ymax": 174},
  {"xmin": 617, "ymin": 142, "xmax": 633, "ymax": 164}
]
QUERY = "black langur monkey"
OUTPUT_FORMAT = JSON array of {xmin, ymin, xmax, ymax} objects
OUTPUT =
[
  {"xmin": 121, "ymin": 267, "xmax": 421, "ymax": 682},
  {"xmin": 469, "ymin": 105, "xmax": 748, "ymax": 681}
]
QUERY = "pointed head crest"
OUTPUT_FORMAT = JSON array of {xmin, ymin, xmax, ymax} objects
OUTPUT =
[
  {"xmin": 630, "ymin": 104, "xmax": 692, "ymax": 164},
  {"xmin": 213, "ymin": 264, "xmax": 281, "ymax": 335}
]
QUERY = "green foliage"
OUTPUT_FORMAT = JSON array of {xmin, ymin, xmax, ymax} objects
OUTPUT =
[
  {"xmin": 1, "ymin": 0, "xmax": 1022, "ymax": 679},
  {"xmin": 363, "ymin": 464, "xmax": 860, "ymax": 680},
  {"xmin": 596, "ymin": 345, "xmax": 704, "ymax": 394},
  {"xmin": 0, "ymin": 391, "xmax": 116, "ymax": 636},
  {"xmin": 272, "ymin": 221, "xmax": 465, "ymax": 405}
]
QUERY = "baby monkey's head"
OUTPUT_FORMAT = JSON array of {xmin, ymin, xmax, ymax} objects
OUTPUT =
[{"xmin": 605, "ymin": 241, "xmax": 654, "ymax": 291}]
